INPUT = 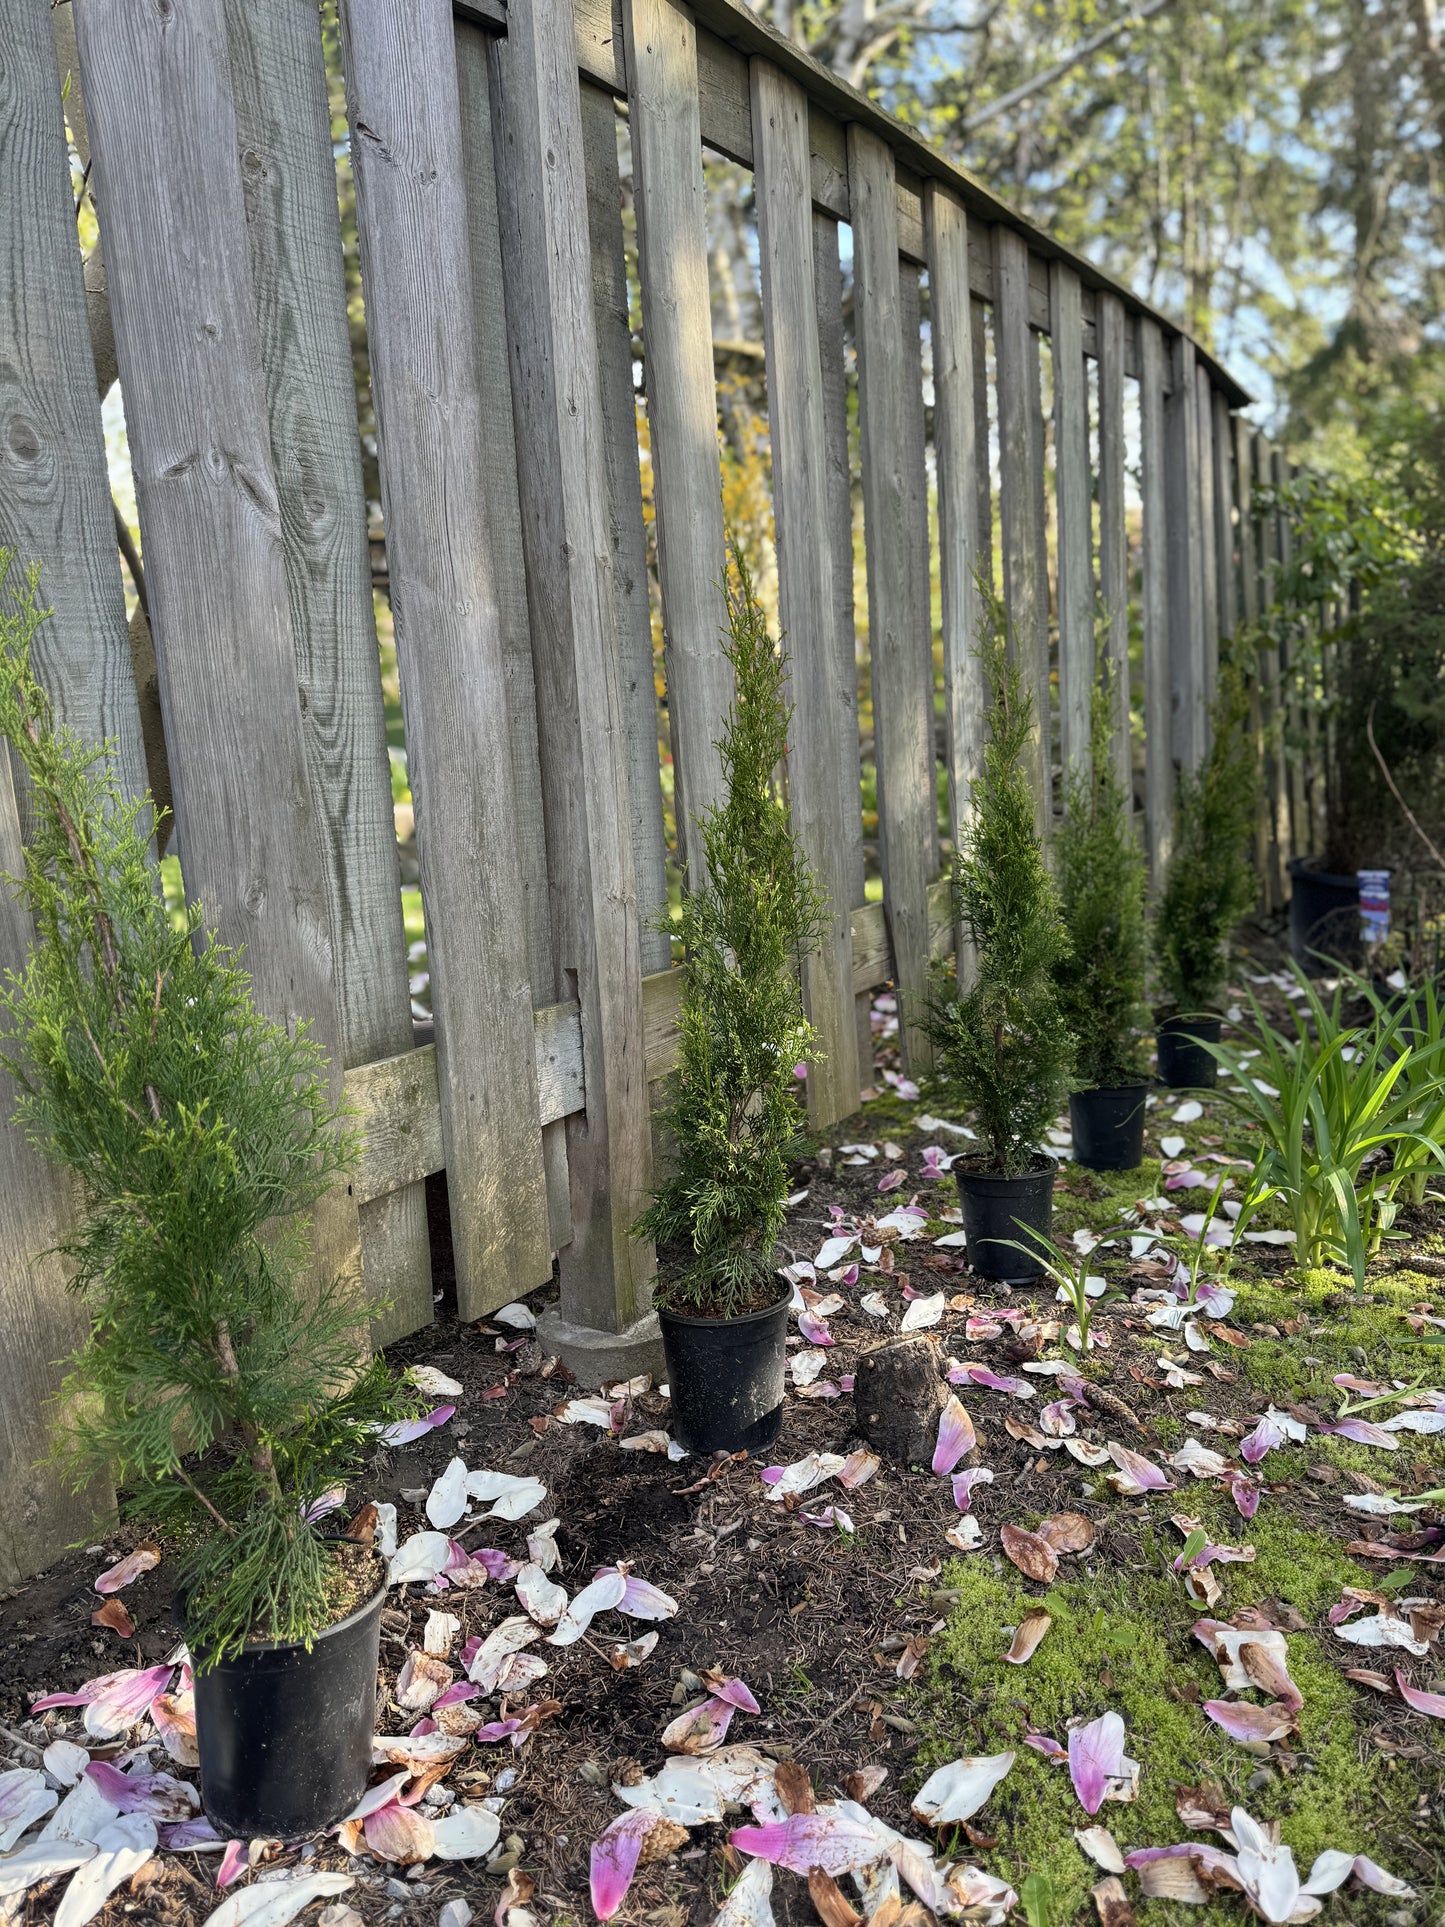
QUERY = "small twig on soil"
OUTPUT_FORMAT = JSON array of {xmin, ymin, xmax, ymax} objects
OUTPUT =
[{"xmin": 793, "ymin": 1677, "xmax": 869, "ymax": 1750}]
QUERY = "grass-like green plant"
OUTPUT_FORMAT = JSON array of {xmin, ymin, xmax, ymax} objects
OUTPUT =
[
  {"xmin": 0, "ymin": 554, "xmax": 414, "ymax": 1665},
  {"xmin": 637, "ymin": 547, "xmax": 826, "ymax": 1317},
  {"xmin": 997, "ymin": 1225, "xmax": 1120, "ymax": 1350},
  {"xmin": 1207, "ymin": 966, "xmax": 1445, "ymax": 1292},
  {"xmin": 924, "ymin": 583, "xmax": 1074, "ymax": 1174},
  {"xmin": 1350, "ymin": 971, "xmax": 1445, "ymax": 1207},
  {"xmin": 1153, "ymin": 666, "xmax": 1258, "ymax": 1015},
  {"xmin": 1054, "ymin": 636, "xmax": 1148, "ymax": 1088}
]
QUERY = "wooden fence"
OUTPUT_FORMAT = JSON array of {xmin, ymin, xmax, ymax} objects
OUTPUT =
[{"xmin": 0, "ymin": 0, "xmax": 1314, "ymax": 1583}]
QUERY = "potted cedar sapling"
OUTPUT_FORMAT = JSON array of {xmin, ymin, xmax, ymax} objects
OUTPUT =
[
  {"xmin": 1054, "ymin": 640, "xmax": 1149, "ymax": 1169},
  {"xmin": 1154, "ymin": 668, "xmax": 1258, "ymax": 1088},
  {"xmin": 637, "ymin": 548, "xmax": 826, "ymax": 1454},
  {"xmin": 0, "ymin": 555, "xmax": 419, "ymax": 1839},
  {"xmin": 923, "ymin": 585, "xmax": 1075, "ymax": 1281}
]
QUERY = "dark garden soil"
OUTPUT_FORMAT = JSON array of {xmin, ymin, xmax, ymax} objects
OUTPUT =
[{"xmin": 4, "ymin": 921, "xmax": 1445, "ymax": 1926}]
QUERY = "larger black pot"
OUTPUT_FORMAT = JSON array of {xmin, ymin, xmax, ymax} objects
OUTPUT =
[
  {"xmin": 1070, "ymin": 1085, "xmax": 1147, "ymax": 1171},
  {"xmin": 1288, "ymin": 856, "xmax": 1360, "ymax": 972},
  {"xmin": 1156, "ymin": 1015, "xmax": 1222, "ymax": 1090},
  {"xmin": 193, "ymin": 1555, "xmax": 385, "ymax": 1838},
  {"xmin": 955, "ymin": 1162, "xmax": 1055, "ymax": 1283},
  {"xmin": 659, "ymin": 1293, "xmax": 789, "ymax": 1455}
]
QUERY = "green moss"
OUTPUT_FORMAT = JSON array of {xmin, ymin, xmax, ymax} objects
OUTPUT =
[{"xmin": 912, "ymin": 1507, "xmax": 1433, "ymax": 1924}]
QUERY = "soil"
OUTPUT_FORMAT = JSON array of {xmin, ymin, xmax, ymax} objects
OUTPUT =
[{"xmin": 3, "ymin": 917, "xmax": 1444, "ymax": 1925}]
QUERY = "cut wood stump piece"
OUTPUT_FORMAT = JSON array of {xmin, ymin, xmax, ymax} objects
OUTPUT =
[{"xmin": 854, "ymin": 1338, "xmax": 946, "ymax": 1468}]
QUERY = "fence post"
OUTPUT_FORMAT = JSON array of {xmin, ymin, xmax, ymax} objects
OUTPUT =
[
  {"xmin": 223, "ymin": 0, "xmax": 430, "ymax": 1344},
  {"xmin": 849, "ymin": 124, "xmax": 936, "ymax": 1072},
  {"xmin": 1050, "ymin": 261, "xmax": 1092, "ymax": 784},
  {"xmin": 751, "ymin": 58, "xmax": 860, "ymax": 1127},
  {"xmin": 492, "ymin": 0, "xmax": 660, "ymax": 1378},
  {"xmin": 924, "ymin": 184, "xmax": 986, "ymax": 975},
  {"xmin": 1212, "ymin": 389, "xmax": 1237, "ymax": 652},
  {"xmin": 1139, "ymin": 316, "xmax": 1172, "ymax": 878},
  {"xmin": 1196, "ymin": 365, "xmax": 1219, "ymax": 725},
  {"xmin": 1253, "ymin": 434, "xmax": 1286, "ymax": 904},
  {"xmin": 1165, "ymin": 334, "xmax": 1206, "ymax": 774},
  {"xmin": 1096, "ymin": 290, "xmax": 1131, "ymax": 797},
  {"xmin": 992, "ymin": 226, "xmax": 1050, "ymax": 840},
  {"xmin": 75, "ymin": 0, "xmax": 366, "ymax": 1322},
  {"xmin": 622, "ymin": 0, "xmax": 731, "ymax": 872}
]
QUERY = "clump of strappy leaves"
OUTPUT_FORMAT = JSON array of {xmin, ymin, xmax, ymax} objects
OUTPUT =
[
  {"xmin": 638, "ymin": 547, "xmax": 826, "ymax": 1317},
  {"xmin": 0, "ymin": 553, "xmax": 414, "ymax": 1666},
  {"xmin": 1054, "ymin": 631, "xmax": 1148, "ymax": 1088},
  {"xmin": 1154, "ymin": 664, "xmax": 1258, "ymax": 1014},
  {"xmin": 924, "ymin": 580, "xmax": 1074, "ymax": 1175}
]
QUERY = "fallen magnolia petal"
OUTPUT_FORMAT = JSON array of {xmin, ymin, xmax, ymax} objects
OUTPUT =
[
  {"xmin": 427, "ymin": 1458, "xmax": 471, "ymax": 1531},
  {"xmin": 591, "ymin": 1808, "xmax": 687, "ymax": 1919},
  {"xmin": 1003, "ymin": 1609, "xmax": 1052, "ymax": 1666},
  {"xmin": 615, "ymin": 1746, "xmax": 781, "ymax": 1829},
  {"xmin": 715, "ymin": 1855, "xmax": 774, "ymax": 1927},
  {"xmin": 1221, "ymin": 1470, "xmax": 1263, "ymax": 1520},
  {"xmin": 1036, "ymin": 1512, "xmax": 1096, "ymax": 1555},
  {"xmin": 199, "ymin": 1873, "xmax": 356, "ymax": 1927},
  {"xmin": 525, "ymin": 1519, "xmax": 561, "ymax": 1573},
  {"xmin": 1395, "ymin": 1669, "xmax": 1445, "ymax": 1718},
  {"xmin": 0, "ymin": 1768, "xmax": 58, "ymax": 1851},
  {"xmin": 946, "ymin": 1517, "xmax": 983, "ymax": 1552},
  {"xmin": 468, "ymin": 1617, "xmax": 544, "ymax": 1688},
  {"xmin": 156, "ymin": 1817, "xmax": 222, "ymax": 1850},
  {"xmin": 945, "ymin": 1865, "xmax": 1019, "ymax": 1923},
  {"xmin": 364, "ymin": 1796, "xmax": 435, "ymax": 1864},
  {"xmin": 1068, "ymin": 1713, "xmax": 1126, "ymax": 1817},
  {"xmin": 952, "ymin": 1365, "xmax": 1033, "ymax": 1398},
  {"xmin": 800, "ymin": 1506, "xmax": 854, "ymax": 1532},
  {"xmin": 1351, "ymin": 1855, "xmax": 1417, "ymax": 1897},
  {"xmin": 1343, "ymin": 1494, "xmax": 1424, "ymax": 1517},
  {"xmin": 550, "ymin": 1571, "xmax": 629, "ymax": 1647},
  {"xmin": 465, "ymin": 1471, "xmax": 548, "ymax": 1522},
  {"xmin": 932, "ymin": 1395, "xmax": 977, "ymax": 1477},
  {"xmin": 93, "ymin": 1547, "xmax": 159, "ymax": 1596},
  {"xmin": 1001, "ymin": 1523, "xmax": 1059, "ymax": 1585},
  {"xmin": 1383, "ymin": 1409, "xmax": 1445, "ymax": 1434},
  {"xmin": 1336, "ymin": 1613, "xmax": 1429, "ymax": 1656},
  {"xmin": 1105, "ymin": 1444, "xmax": 1174, "ymax": 1494},
  {"xmin": 798, "ymin": 1311, "xmax": 836, "ymax": 1347},
  {"xmin": 900, "ymin": 1293, "xmax": 945, "ymax": 1333},
  {"xmin": 1039, "ymin": 1399, "xmax": 1078, "ymax": 1438},
  {"xmin": 1065, "ymin": 1439, "xmax": 1112, "ymax": 1468},
  {"xmin": 395, "ymin": 1651, "xmax": 453, "ymax": 1714},
  {"xmin": 791, "ymin": 1350, "xmax": 829, "ymax": 1387},
  {"xmin": 372, "ymin": 1732, "xmax": 469, "ymax": 1770},
  {"xmin": 731, "ymin": 1806, "xmax": 889, "ymax": 1876},
  {"xmin": 859, "ymin": 1292, "xmax": 890, "ymax": 1318},
  {"xmin": 703, "ymin": 1672, "xmax": 761, "ymax": 1715},
  {"xmin": 1168, "ymin": 1440, "xmax": 1232, "ymax": 1479},
  {"xmin": 1319, "ymin": 1419, "xmax": 1398, "ymax": 1450},
  {"xmin": 494, "ymin": 1303, "xmax": 537, "ymax": 1331},
  {"xmin": 1075, "ymin": 1826, "xmax": 1125, "ymax": 1875},
  {"xmin": 1238, "ymin": 1640, "xmax": 1302, "ymax": 1712},
  {"xmin": 760, "ymin": 1453, "xmax": 845, "ymax": 1501},
  {"xmin": 424, "ymin": 1610, "xmax": 462, "ymax": 1657},
  {"xmin": 388, "ymin": 1532, "xmax": 458, "ymax": 1588},
  {"xmin": 663, "ymin": 1697, "xmax": 737, "ymax": 1754},
  {"xmin": 54, "ymin": 1815, "xmax": 157, "ymax": 1927},
  {"xmin": 1024, "ymin": 1734, "xmax": 1067, "ymax": 1762},
  {"xmin": 0, "ymin": 1842, "xmax": 97, "ymax": 1902},
  {"xmin": 82, "ymin": 1761, "xmax": 197, "ymax": 1824},
  {"xmin": 911, "ymin": 1751, "xmax": 1015, "ymax": 1826},
  {"xmin": 43, "ymin": 1742, "xmax": 91, "ymax": 1790},
  {"xmin": 379, "ymin": 1405, "xmax": 455, "ymax": 1448},
  {"xmin": 1203, "ymin": 1700, "xmax": 1297, "ymax": 1744},
  {"xmin": 601, "ymin": 1569, "xmax": 679, "ymax": 1622},
  {"xmin": 842, "ymin": 1766, "xmax": 888, "ymax": 1803},
  {"xmin": 406, "ymin": 1364, "xmax": 464, "ymax": 1397},
  {"xmin": 837, "ymin": 1451, "xmax": 880, "ymax": 1490},
  {"xmin": 1231, "ymin": 1807, "xmax": 1304, "ymax": 1923},
  {"xmin": 515, "ymin": 1563, "xmax": 569, "ymax": 1630},
  {"xmin": 559, "ymin": 1396, "xmax": 615, "ymax": 1428},
  {"xmin": 431, "ymin": 1804, "xmax": 503, "ymax": 1860},
  {"xmin": 951, "ymin": 1467, "xmax": 995, "ymax": 1511},
  {"xmin": 216, "ymin": 1839, "xmax": 247, "ymax": 1891}
]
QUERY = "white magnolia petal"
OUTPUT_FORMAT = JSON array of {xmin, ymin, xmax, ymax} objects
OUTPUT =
[
  {"xmin": 515, "ymin": 1563, "xmax": 569, "ymax": 1629},
  {"xmin": 426, "ymin": 1458, "xmax": 471, "ymax": 1531},
  {"xmin": 53, "ymin": 1817, "xmax": 156, "ymax": 1927},
  {"xmin": 431, "ymin": 1805, "xmax": 502, "ymax": 1860},
  {"xmin": 910, "ymin": 1752, "xmax": 1015, "ymax": 1825},
  {"xmin": 0, "ymin": 1842, "xmax": 96, "ymax": 1901},
  {"xmin": 715, "ymin": 1855, "xmax": 774, "ymax": 1927},
  {"xmin": 199, "ymin": 1873, "xmax": 355, "ymax": 1927},
  {"xmin": 0, "ymin": 1768, "xmax": 58, "ymax": 1851},
  {"xmin": 549, "ymin": 1571, "xmax": 628, "ymax": 1647}
]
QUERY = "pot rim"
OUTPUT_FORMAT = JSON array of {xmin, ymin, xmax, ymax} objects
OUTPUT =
[
  {"xmin": 656, "ymin": 1290, "xmax": 791, "ymax": 1332},
  {"xmin": 954, "ymin": 1154, "xmax": 1057, "ymax": 1186},
  {"xmin": 1287, "ymin": 854, "xmax": 1360, "ymax": 890},
  {"xmin": 1071, "ymin": 1081, "xmax": 1151, "ymax": 1098},
  {"xmin": 189, "ymin": 1549, "xmax": 387, "ymax": 1665},
  {"xmin": 1154, "ymin": 1007, "xmax": 1223, "ymax": 1028}
]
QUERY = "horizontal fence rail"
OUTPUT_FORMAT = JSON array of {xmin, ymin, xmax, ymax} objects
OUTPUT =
[{"xmin": 0, "ymin": 0, "xmax": 1316, "ymax": 1580}]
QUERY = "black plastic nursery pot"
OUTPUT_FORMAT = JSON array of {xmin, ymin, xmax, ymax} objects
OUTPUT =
[
  {"xmin": 954, "ymin": 1160, "xmax": 1055, "ymax": 1283},
  {"xmin": 193, "ymin": 1554, "xmax": 386, "ymax": 1838},
  {"xmin": 1156, "ymin": 1014, "xmax": 1222, "ymax": 1090},
  {"xmin": 1288, "ymin": 856, "xmax": 1360, "ymax": 973},
  {"xmin": 1069, "ymin": 1084, "xmax": 1148, "ymax": 1171},
  {"xmin": 658, "ymin": 1292, "xmax": 790, "ymax": 1455}
]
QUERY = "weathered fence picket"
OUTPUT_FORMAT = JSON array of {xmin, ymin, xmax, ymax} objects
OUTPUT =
[{"xmin": 0, "ymin": 0, "xmax": 1311, "ymax": 1572}]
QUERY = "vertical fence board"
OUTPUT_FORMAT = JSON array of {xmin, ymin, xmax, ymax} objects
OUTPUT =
[
  {"xmin": 492, "ymin": 0, "xmax": 656, "ymax": 1348},
  {"xmin": 1164, "ymin": 333, "xmax": 1205, "ymax": 773},
  {"xmin": 0, "ymin": 0, "xmax": 148, "ymax": 802},
  {"xmin": 1212, "ymin": 388, "xmax": 1236, "ymax": 648},
  {"xmin": 76, "ymin": 0, "xmax": 365, "ymax": 1318},
  {"xmin": 1096, "ymin": 289, "xmax": 1130, "ymax": 794},
  {"xmin": 578, "ymin": 81, "xmax": 672, "ymax": 980},
  {"xmin": 849, "ymin": 124, "xmax": 935, "ymax": 1070},
  {"xmin": 898, "ymin": 259, "xmax": 938, "ymax": 886},
  {"xmin": 622, "ymin": 0, "xmax": 730, "ymax": 868},
  {"xmin": 338, "ymin": 0, "xmax": 549, "ymax": 1316},
  {"xmin": 971, "ymin": 295, "xmax": 993, "ymax": 579},
  {"xmin": 1139, "ymin": 316, "xmax": 1171, "ymax": 877},
  {"xmin": 1273, "ymin": 446, "xmax": 1309, "ymax": 866},
  {"xmin": 1236, "ymin": 413, "xmax": 1274, "ymax": 905},
  {"xmin": 1253, "ymin": 434, "xmax": 1285, "ymax": 904},
  {"xmin": 992, "ymin": 226, "xmax": 1049, "ymax": 837},
  {"xmin": 1196, "ymin": 368, "xmax": 1220, "ymax": 727},
  {"xmin": 457, "ymin": 25, "xmax": 573, "ymax": 1251},
  {"xmin": 751, "ymin": 59, "xmax": 859, "ymax": 1126},
  {"xmin": 1050, "ymin": 261, "xmax": 1092, "ymax": 782},
  {"xmin": 925, "ymin": 184, "xmax": 986, "ymax": 938},
  {"xmin": 224, "ymin": 0, "xmax": 429, "ymax": 1343}
]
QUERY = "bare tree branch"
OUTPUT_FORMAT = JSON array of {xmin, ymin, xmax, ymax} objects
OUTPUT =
[{"xmin": 961, "ymin": 0, "xmax": 1177, "ymax": 133}]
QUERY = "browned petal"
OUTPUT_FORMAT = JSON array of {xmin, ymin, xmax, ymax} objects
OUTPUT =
[
  {"xmin": 896, "ymin": 1635, "xmax": 931, "ymax": 1679},
  {"xmin": 1003, "ymin": 1608, "xmax": 1054, "ymax": 1665},
  {"xmin": 776, "ymin": 1760, "xmax": 817, "ymax": 1815},
  {"xmin": 1176, "ymin": 1782, "xmax": 1232, "ymax": 1833},
  {"xmin": 1239, "ymin": 1640, "xmax": 1303, "ymax": 1713},
  {"xmin": 1092, "ymin": 1875, "xmax": 1137, "ymax": 1927},
  {"xmin": 343, "ymin": 1502, "xmax": 379, "ymax": 1545},
  {"xmin": 1036, "ymin": 1511, "xmax": 1096, "ymax": 1554},
  {"xmin": 92, "ymin": 1597, "xmax": 135, "ymax": 1640},
  {"xmin": 1004, "ymin": 1413, "xmax": 1053, "ymax": 1450},
  {"xmin": 1410, "ymin": 1604, "xmax": 1445, "ymax": 1643},
  {"xmin": 809, "ymin": 1872, "xmax": 864, "ymax": 1927},
  {"xmin": 1000, "ymin": 1523, "xmax": 1059, "ymax": 1585},
  {"xmin": 1343, "ymin": 1668, "xmax": 1395, "ymax": 1693},
  {"xmin": 842, "ymin": 1765, "xmax": 888, "ymax": 1803}
]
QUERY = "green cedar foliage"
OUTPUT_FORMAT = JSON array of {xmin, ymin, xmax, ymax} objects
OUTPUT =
[
  {"xmin": 1154, "ymin": 665, "xmax": 1259, "ymax": 1015},
  {"xmin": 924, "ymin": 581, "xmax": 1074, "ymax": 1175},
  {"xmin": 0, "ymin": 555, "xmax": 415, "ymax": 1666},
  {"xmin": 638, "ymin": 549, "xmax": 826, "ymax": 1317},
  {"xmin": 1054, "ymin": 638, "xmax": 1148, "ymax": 1088}
]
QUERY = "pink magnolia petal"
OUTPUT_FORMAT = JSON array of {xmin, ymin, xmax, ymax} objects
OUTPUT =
[
  {"xmin": 951, "ymin": 1467, "xmax": 994, "ymax": 1512},
  {"xmin": 474, "ymin": 1719, "xmax": 524, "ymax": 1744},
  {"xmin": 380, "ymin": 1404, "xmax": 456, "ymax": 1447},
  {"xmin": 932, "ymin": 1396, "xmax": 977, "ymax": 1477},
  {"xmin": 159, "ymin": 1818, "xmax": 221, "ymax": 1849},
  {"xmin": 1106, "ymin": 1443, "xmax": 1173, "ymax": 1492},
  {"xmin": 798, "ymin": 1312, "xmax": 835, "ymax": 1347},
  {"xmin": 32, "ymin": 1663, "xmax": 172, "ymax": 1724},
  {"xmin": 1353, "ymin": 1854, "xmax": 1417, "ymax": 1896},
  {"xmin": 1203, "ymin": 1699, "xmax": 1297, "ymax": 1743},
  {"xmin": 591, "ymin": 1808, "xmax": 660, "ymax": 1919},
  {"xmin": 217, "ymin": 1840, "xmax": 248, "ymax": 1889},
  {"xmin": 344, "ymin": 1770, "xmax": 411, "ymax": 1824},
  {"xmin": 432, "ymin": 1681, "xmax": 480, "ymax": 1710},
  {"xmin": 1221, "ymin": 1470, "xmax": 1262, "ymax": 1519},
  {"xmin": 614, "ymin": 1574, "xmax": 679, "ymax": 1622},
  {"xmin": 94, "ymin": 1549, "xmax": 160, "ymax": 1596},
  {"xmin": 1395, "ymin": 1669, "xmax": 1445, "ymax": 1718},
  {"xmin": 1038, "ymin": 1400, "xmax": 1078, "ymax": 1438},
  {"xmin": 706, "ymin": 1675, "xmax": 761, "ymax": 1715},
  {"xmin": 1319, "ymin": 1419, "xmax": 1398, "ymax": 1451},
  {"xmin": 364, "ymin": 1797, "xmax": 436, "ymax": 1864},
  {"xmin": 730, "ymin": 1809, "xmax": 887, "ymax": 1876},
  {"xmin": 951, "ymin": 1365, "xmax": 1032, "ymax": 1398},
  {"xmin": 1068, "ymin": 1712, "xmax": 1125, "ymax": 1816},
  {"xmin": 1240, "ymin": 1415, "xmax": 1285, "ymax": 1465},
  {"xmin": 1024, "ymin": 1734, "xmax": 1067, "ymax": 1762}
]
